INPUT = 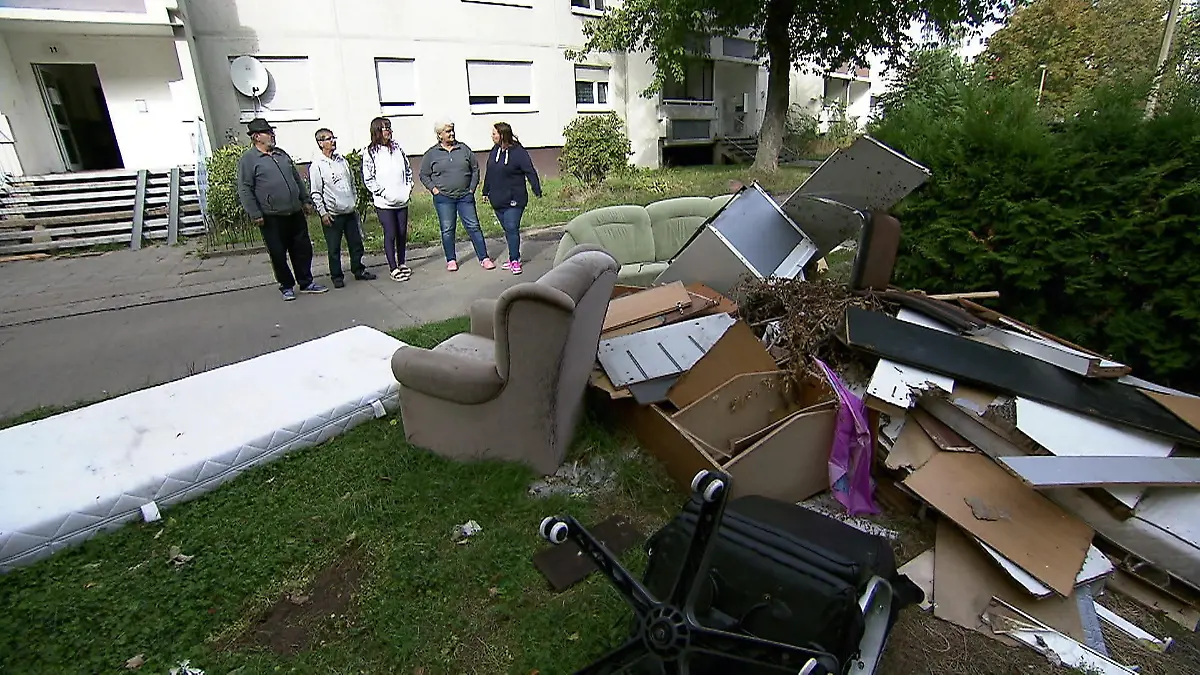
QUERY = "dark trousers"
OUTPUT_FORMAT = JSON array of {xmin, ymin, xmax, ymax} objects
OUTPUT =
[
  {"xmin": 493, "ymin": 205, "xmax": 525, "ymax": 262},
  {"xmin": 260, "ymin": 211, "xmax": 315, "ymax": 290},
  {"xmin": 376, "ymin": 207, "xmax": 409, "ymax": 269},
  {"xmin": 322, "ymin": 212, "xmax": 366, "ymax": 281}
]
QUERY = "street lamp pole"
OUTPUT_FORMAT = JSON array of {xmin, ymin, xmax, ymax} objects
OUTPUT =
[{"xmin": 1036, "ymin": 64, "xmax": 1048, "ymax": 106}]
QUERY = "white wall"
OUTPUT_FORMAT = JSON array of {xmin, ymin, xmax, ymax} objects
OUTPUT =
[
  {"xmin": 187, "ymin": 0, "xmax": 619, "ymax": 160},
  {"xmin": 0, "ymin": 33, "xmax": 28, "ymax": 175},
  {"xmin": 2, "ymin": 31, "xmax": 194, "ymax": 174}
]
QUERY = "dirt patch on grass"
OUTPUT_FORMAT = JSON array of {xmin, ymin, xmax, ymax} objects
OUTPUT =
[{"xmin": 233, "ymin": 546, "xmax": 366, "ymax": 655}]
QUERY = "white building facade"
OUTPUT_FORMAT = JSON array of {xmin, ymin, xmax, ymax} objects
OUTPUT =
[{"xmin": 1, "ymin": 0, "xmax": 978, "ymax": 178}]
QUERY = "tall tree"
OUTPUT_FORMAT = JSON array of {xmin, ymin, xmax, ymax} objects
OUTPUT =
[
  {"xmin": 983, "ymin": 0, "xmax": 1169, "ymax": 114},
  {"xmin": 566, "ymin": 0, "xmax": 1009, "ymax": 172}
]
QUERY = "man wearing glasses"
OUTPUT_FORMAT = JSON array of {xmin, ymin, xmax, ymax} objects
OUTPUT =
[
  {"xmin": 236, "ymin": 117, "xmax": 328, "ymax": 301},
  {"xmin": 309, "ymin": 127, "xmax": 376, "ymax": 288}
]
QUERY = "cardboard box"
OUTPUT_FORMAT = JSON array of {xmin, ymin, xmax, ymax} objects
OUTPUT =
[{"xmin": 625, "ymin": 370, "xmax": 837, "ymax": 502}]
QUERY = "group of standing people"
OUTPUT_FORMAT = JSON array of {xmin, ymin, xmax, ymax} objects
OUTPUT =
[{"xmin": 236, "ymin": 116, "xmax": 542, "ymax": 301}]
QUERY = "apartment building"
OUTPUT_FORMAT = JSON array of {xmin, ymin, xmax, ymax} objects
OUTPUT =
[{"xmin": 0, "ymin": 0, "xmax": 951, "ymax": 179}]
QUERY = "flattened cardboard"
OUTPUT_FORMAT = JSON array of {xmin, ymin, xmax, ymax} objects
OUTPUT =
[
  {"xmin": 904, "ymin": 451, "xmax": 1094, "ymax": 596},
  {"xmin": 672, "ymin": 371, "xmax": 802, "ymax": 452},
  {"xmin": 602, "ymin": 281, "xmax": 691, "ymax": 332},
  {"xmin": 667, "ymin": 322, "xmax": 778, "ymax": 409},
  {"xmin": 934, "ymin": 518, "xmax": 1086, "ymax": 643}
]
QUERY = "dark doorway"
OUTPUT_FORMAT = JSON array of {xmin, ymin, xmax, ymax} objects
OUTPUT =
[
  {"xmin": 662, "ymin": 143, "xmax": 717, "ymax": 167},
  {"xmin": 33, "ymin": 63, "xmax": 124, "ymax": 172}
]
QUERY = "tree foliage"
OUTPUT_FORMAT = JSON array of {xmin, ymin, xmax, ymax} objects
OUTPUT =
[
  {"xmin": 566, "ymin": 0, "xmax": 1011, "ymax": 171},
  {"xmin": 872, "ymin": 52, "xmax": 1200, "ymax": 389},
  {"xmin": 982, "ymin": 0, "xmax": 1169, "ymax": 115}
]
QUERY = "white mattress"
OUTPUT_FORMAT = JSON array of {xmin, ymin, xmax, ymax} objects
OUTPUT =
[{"xmin": 0, "ymin": 326, "xmax": 405, "ymax": 573}]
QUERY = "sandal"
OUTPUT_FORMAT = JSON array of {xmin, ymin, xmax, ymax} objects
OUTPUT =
[{"xmin": 397, "ymin": 265, "xmax": 411, "ymax": 281}]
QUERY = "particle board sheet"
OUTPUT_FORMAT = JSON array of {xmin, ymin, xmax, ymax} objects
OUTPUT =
[
  {"xmin": 884, "ymin": 418, "xmax": 941, "ymax": 472},
  {"xmin": 976, "ymin": 540, "xmax": 1114, "ymax": 599},
  {"xmin": 865, "ymin": 308, "xmax": 957, "ymax": 413},
  {"xmin": 904, "ymin": 451, "xmax": 1094, "ymax": 596},
  {"xmin": 671, "ymin": 371, "xmax": 803, "ymax": 454},
  {"xmin": 666, "ymin": 321, "xmax": 778, "ymax": 409},
  {"xmin": 0, "ymin": 326, "xmax": 404, "ymax": 573},
  {"xmin": 934, "ymin": 518, "xmax": 1087, "ymax": 642},
  {"xmin": 602, "ymin": 281, "xmax": 691, "ymax": 332},
  {"xmin": 843, "ymin": 307, "xmax": 1200, "ymax": 445},
  {"xmin": 785, "ymin": 135, "xmax": 932, "ymax": 213},
  {"xmin": 1014, "ymin": 398, "xmax": 1174, "ymax": 508},
  {"xmin": 596, "ymin": 313, "xmax": 736, "ymax": 388},
  {"xmin": 998, "ymin": 456, "xmax": 1200, "ymax": 489},
  {"xmin": 1144, "ymin": 390, "xmax": 1200, "ymax": 435}
]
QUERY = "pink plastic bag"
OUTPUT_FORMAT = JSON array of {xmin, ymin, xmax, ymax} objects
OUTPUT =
[{"xmin": 814, "ymin": 357, "xmax": 879, "ymax": 516}]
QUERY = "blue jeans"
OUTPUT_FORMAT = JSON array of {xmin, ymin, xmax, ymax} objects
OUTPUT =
[
  {"xmin": 433, "ymin": 193, "xmax": 488, "ymax": 262},
  {"xmin": 493, "ymin": 205, "xmax": 525, "ymax": 262}
]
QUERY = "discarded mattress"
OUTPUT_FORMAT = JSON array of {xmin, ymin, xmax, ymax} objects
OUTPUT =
[{"xmin": 0, "ymin": 326, "xmax": 405, "ymax": 573}]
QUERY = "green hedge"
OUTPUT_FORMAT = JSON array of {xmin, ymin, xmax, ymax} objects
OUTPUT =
[{"xmin": 871, "ymin": 67, "xmax": 1200, "ymax": 390}]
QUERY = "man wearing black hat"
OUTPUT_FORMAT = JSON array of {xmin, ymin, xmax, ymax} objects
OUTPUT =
[{"xmin": 236, "ymin": 117, "xmax": 328, "ymax": 300}]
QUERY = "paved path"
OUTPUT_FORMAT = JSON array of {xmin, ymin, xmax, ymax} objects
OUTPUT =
[{"xmin": 0, "ymin": 229, "xmax": 565, "ymax": 419}]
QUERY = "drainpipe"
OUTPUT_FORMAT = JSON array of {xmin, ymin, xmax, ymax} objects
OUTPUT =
[{"xmin": 174, "ymin": 0, "xmax": 218, "ymax": 151}]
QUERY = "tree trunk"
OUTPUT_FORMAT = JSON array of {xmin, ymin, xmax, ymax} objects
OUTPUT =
[{"xmin": 752, "ymin": 0, "xmax": 795, "ymax": 173}]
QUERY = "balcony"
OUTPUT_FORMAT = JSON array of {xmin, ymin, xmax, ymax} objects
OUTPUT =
[
  {"xmin": 0, "ymin": 0, "xmax": 179, "ymax": 35},
  {"xmin": 828, "ymin": 62, "xmax": 871, "ymax": 82}
]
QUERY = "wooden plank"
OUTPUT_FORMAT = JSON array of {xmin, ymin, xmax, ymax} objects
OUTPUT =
[
  {"xmin": 884, "ymin": 418, "xmax": 941, "ymax": 472},
  {"xmin": 844, "ymin": 307, "xmax": 1200, "ymax": 445},
  {"xmin": 666, "ymin": 321, "xmax": 777, "ymax": 409},
  {"xmin": 0, "ymin": 195, "xmax": 169, "ymax": 215},
  {"xmin": 910, "ymin": 407, "xmax": 972, "ymax": 452},
  {"xmin": 0, "ymin": 210, "xmax": 135, "ymax": 228},
  {"xmin": 167, "ymin": 167, "xmax": 181, "ymax": 246},
  {"xmin": 933, "ymin": 518, "xmax": 1087, "ymax": 642},
  {"xmin": 0, "ymin": 221, "xmax": 134, "ymax": 241},
  {"xmin": 958, "ymin": 298, "xmax": 1107, "ymax": 359},
  {"xmin": 998, "ymin": 456, "xmax": 1200, "ymax": 489},
  {"xmin": 602, "ymin": 281, "xmax": 691, "ymax": 332},
  {"xmin": 928, "ymin": 291, "xmax": 1000, "ymax": 301},
  {"xmin": 903, "ymin": 451, "xmax": 1094, "ymax": 596},
  {"xmin": 0, "ymin": 233, "xmax": 131, "ymax": 255},
  {"xmin": 130, "ymin": 169, "xmax": 148, "ymax": 251},
  {"xmin": 0, "ymin": 253, "xmax": 51, "ymax": 263}
]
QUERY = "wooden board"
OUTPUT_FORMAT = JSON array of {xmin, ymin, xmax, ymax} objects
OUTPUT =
[
  {"xmin": 904, "ymin": 451, "xmax": 1093, "ymax": 596},
  {"xmin": 998, "ymin": 455, "xmax": 1200, "ymax": 489},
  {"xmin": 1145, "ymin": 390, "xmax": 1200, "ymax": 435},
  {"xmin": 533, "ymin": 515, "xmax": 643, "ymax": 591},
  {"xmin": 844, "ymin": 307, "xmax": 1200, "ymax": 445},
  {"xmin": 602, "ymin": 281, "xmax": 691, "ymax": 332},
  {"xmin": 933, "ymin": 518, "xmax": 1086, "ymax": 642},
  {"xmin": 723, "ymin": 403, "xmax": 837, "ymax": 502},
  {"xmin": 884, "ymin": 420, "xmax": 941, "ymax": 472},
  {"xmin": 911, "ymin": 407, "xmax": 972, "ymax": 452},
  {"xmin": 667, "ymin": 321, "xmax": 778, "ymax": 409},
  {"xmin": 672, "ymin": 371, "xmax": 802, "ymax": 452},
  {"xmin": 588, "ymin": 368, "xmax": 632, "ymax": 400},
  {"xmin": 600, "ymin": 283, "xmax": 729, "ymax": 339}
]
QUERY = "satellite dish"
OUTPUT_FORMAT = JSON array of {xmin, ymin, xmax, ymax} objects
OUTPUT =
[{"xmin": 230, "ymin": 56, "xmax": 269, "ymax": 98}]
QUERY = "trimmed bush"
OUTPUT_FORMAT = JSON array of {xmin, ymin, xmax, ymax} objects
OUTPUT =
[
  {"xmin": 559, "ymin": 112, "xmax": 632, "ymax": 184},
  {"xmin": 871, "ymin": 57, "xmax": 1200, "ymax": 389}
]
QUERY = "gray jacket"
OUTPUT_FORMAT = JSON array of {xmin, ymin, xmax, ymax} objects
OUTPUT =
[
  {"xmin": 309, "ymin": 152, "xmax": 357, "ymax": 217},
  {"xmin": 418, "ymin": 142, "xmax": 479, "ymax": 198},
  {"xmin": 237, "ymin": 146, "xmax": 310, "ymax": 220}
]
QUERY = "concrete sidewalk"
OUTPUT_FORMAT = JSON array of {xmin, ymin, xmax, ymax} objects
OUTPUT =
[{"xmin": 0, "ymin": 229, "xmax": 566, "ymax": 419}]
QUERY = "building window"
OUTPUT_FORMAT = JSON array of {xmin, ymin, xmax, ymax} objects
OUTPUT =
[
  {"xmin": 571, "ymin": 0, "xmax": 605, "ymax": 12},
  {"xmin": 462, "ymin": 0, "xmax": 533, "ymax": 7},
  {"xmin": 669, "ymin": 119, "xmax": 711, "ymax": 140},
  {"xmin": 663, "ymin": 60, "xmax": 714, "ymax": 102},
  {"xmin": 466, "ymin": 60, "xmax": 534, "ymax": 110},
  {"xmin": 375, "ymin": 58, "xmax": 418, "ymax": 115},
  {"xmin": 231, "ymin": 56, "xmax": 316, "ymax": 122},
  {"xmin": 574, "ymin": 65, "xmax": 610, "ymax": 107},
  {"xmin": 722, "ymin": 37, "xmax": 757, "ymax": 60}
]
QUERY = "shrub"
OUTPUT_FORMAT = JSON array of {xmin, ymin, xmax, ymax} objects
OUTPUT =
[
  {"xmin": 343, "ymin": 149, "xmax": 374, "ymax": 217},
  {"xmin": 559, "ymin": 112, "xmax": 632, "ymax": 184},
  {"xmin": 203, "ymin": 142, "xmax": 250, "ymax": 230},
  {"xmin": 871, "ymin": 68, "xmax": 1200, "ymax": 390}
]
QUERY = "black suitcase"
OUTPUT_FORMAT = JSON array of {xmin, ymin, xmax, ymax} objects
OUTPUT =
[{"xmin": 638, "ymin": 495, "xmax": 917, "ymax": 674}]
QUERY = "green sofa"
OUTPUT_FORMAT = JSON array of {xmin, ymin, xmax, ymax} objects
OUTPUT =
[{"xmin": 551, "ymin": 195, "xmax": 735, "ymax": 286}]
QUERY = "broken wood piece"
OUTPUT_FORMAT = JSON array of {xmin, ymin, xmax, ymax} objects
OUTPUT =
[
  {"xmin": 983, "ymin": 597, "xmax": 1138, "ymax": 674},
  {"xmin": 627, "ymin": 375, "xmax": 679, "ymax": 405},
  {"xmin": 588, "ymin": 368, "xmax": 631, "ymax": 400},
  {"xmin": 672, "ymin": 371, "xmax": 803, "ymax": 456},
  {"xmin": 666, "ymin": 321, "xmax": 777, "ymax": 409},
  {"xmin": 883, "ymin": 416, "xmax": 941, "ymax": 472},
  {"xmin": 1093, "ymin": 601, "xmax": 1173, "ymax": 652},
  {"xmin": 957, "ymin": 298, "xmax": 1108, "ymax": 359},
  {"xmin": 597, "ymin": 313, "xmax": 736, "ymax": 388},
  {"xmin": 1105, "ymin": 570, "xmax": 1200, "ymax": 632},
  {"xmin": 843, "ymin": 307, "xmax": 1200, "ymax": 445},
  {"xmin": 970, "ymin": 325, "xmax": 1130, "ymax": 379},
  {"xmin": 878, "ymin": 289, "xmax": 988, "ymax": 331},
  {"xmin": 904, "ymin": 451, "xmax": 1094, "ymax": 596},
  {"xmin": 533, "ymin": 515, "xmax": 643, "ymax": 591},
  {"xmin": 976, "ymin": 539, "xmax": 1114, "ymax": 599},
  {"xmin": 600, "ymin": 284, "xmax": 733, "ymax": 339},
  {"xmin": 897, "ymin": 549, "xmax": 934, "ymax": 610},
  {"xmin": 602, "ymin": 281, "xmax": 692, "ymax": 332},
  {"xmin": 933, "ymin": 519, "xmax": 1087, "ymax": 642},
  {"xmin": 910, "ymin": 407, "xmax": 972, "ymax": 452},
  {"xmin": 927, "ymin": 291, "xmax": 1000, "ymax": 301},
  {"xmin": 1143, "ymin": 389, "xmax": 1200, "ymax": 436},
  {"xmin": 998, "ymin": 456, "xmax": 1200, "ymax": 489},
  {"xmin": 917, "ymin": 394, "xmax": 1033, "ymax": 461}
]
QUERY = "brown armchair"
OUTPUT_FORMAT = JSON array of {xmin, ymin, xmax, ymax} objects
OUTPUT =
[{"xmin": 391, "ymin": 245, "xmax": 619, "ymax": 474}]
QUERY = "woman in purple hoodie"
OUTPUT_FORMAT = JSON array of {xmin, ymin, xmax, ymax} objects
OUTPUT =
[{"xmin": 481, "ymin": 122, "xmax": 542, "ymax": 275}]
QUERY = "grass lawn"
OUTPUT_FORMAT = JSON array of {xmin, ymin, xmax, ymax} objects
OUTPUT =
[
  {"xmin": 0, "ymin": 317, "xmax": 682, "ymax": 675},
  {"xmin": 306, "ymin": 165, "xmax": 813, "ymax": 255}
]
